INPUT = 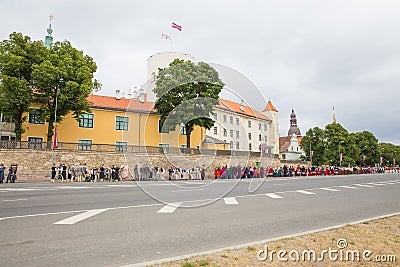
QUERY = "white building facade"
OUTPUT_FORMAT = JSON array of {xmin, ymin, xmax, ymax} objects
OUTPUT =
[
  {"xmin": 144, "ymin": 51, "xmax": 280, "ymax": 154},
  {"xmin": 206, "ymin": 98, "xmax": 278, "ymax": 153}
]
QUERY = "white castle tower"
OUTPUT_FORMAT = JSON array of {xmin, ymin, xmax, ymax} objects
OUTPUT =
[
  {"xmin": 262, "ymin": 99, "xmax": 279, "ymax": 155},
  {"xmin": 144, "ymin": 51, "xmax": 195, "ymax": 101}
]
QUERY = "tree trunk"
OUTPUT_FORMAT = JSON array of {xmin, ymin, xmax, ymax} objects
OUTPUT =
[
  {"xmin": 47, "ymin": 116, "xmax": 54, "ymax": 143},
  {"xmin": 185, "ymin": 124, "xmax": 192, "ymax": 149},
  {"xmin": 13, "ymin": 108, "xmax": 24, "ymax": 142}
]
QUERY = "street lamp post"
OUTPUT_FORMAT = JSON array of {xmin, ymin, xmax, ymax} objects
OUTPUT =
[
  {"xmin": 338, "ymin": 141, "xmax": 344, "ymax": 168},
  {"xmin": 51, "ymin": 79, "xmax": 63, "ymax": 180},
  {"xmin": 309, "ymin": 139, "xmax": 312, "ymax": 167}
]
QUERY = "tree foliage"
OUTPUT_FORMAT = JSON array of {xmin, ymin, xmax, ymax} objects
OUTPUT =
[
  {"xmin": 154, "ymin": 59, "xmax": 224, "ymax": 148},
  {"xmin": 300, "ymin": 127, "xmax": 326, "ymax": 166},
  {"xmin": 300, "ymin": 123, "xmax": 399, "ymax": 167},
  {"xmin": 32, "ymin": 40, "xmax": 100, "ymax": 142},
  {"xmin": 378, "ymin": 142, "xmax": 399, "ymax": 166},
  {"xmin": 0, "ymin": 32, "xmax": 47, "ymax": 141},
  {"xmin": 0, "ymin": 32, "xmax": 100, "ymax": 142}
]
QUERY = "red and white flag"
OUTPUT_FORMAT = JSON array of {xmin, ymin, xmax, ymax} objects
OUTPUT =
[
  {"xmin": 161, "ymin": 33, "xmax": 171, "ymax": 40},
  {"xmin": 363, "ymin": 155, "xmax": 366, "ymax": 162},
  {"xmin": 380, "ymin": 156, "xmax": 383, "ymax": 164},
  {"xmin": 339, "ymin": 153, "xmax": 343, "ymax": 162},
  {"xmin": 53, "ymin": 127, "xmax": 58, "ymax": 149},
  {"xmin": 172, "ymin": 22, "xmax": 182, "ymax": 31},
  {"xmin": 394, "ymin": 158, "xmax": 396, "ymax": 165},
  {"xmin": 310, "ymin": 150, "xmax": 313, "ymax": 160}
]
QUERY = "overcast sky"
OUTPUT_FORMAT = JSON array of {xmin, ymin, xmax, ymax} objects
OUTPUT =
[{"xmin": 1, "ymin": 0, "xmax": 399, "ymax": 144}]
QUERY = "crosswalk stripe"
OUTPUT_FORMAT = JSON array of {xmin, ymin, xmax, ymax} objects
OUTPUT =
[
  {"xmin": 296, "ymin": 190, "xmax": 315, "ymax": 195},
  {"xmin": 0, "ymin": 188, "xmax": 36, "ymax": 191},
  {"xmin": 354, "ymin": 184, "xmax": 374, "ymax": 188},
  {"xmin": 367, "ymin": 183, "xmax": 386, "ymax": 186},
  {"xmin": 54, "ymin": 209, "xmax": 108, "ymax": 225},
  {"xmin": 340, "ymin": 186, "xmax": 359, "ymax": 189},
  {"xmin": 224, "ymin": 197, "xmax": 239, "ymax": 205},
  {"xmin": 157, "ymin": 202, "xmax": 182, "ymax": 213},
  {"xmin": 265, "ymin": 193, "xmax": 284, "ymax": 199},
  {"xmin": 320, "ymin": 188, "xmax": 340, "ymax": 192}
]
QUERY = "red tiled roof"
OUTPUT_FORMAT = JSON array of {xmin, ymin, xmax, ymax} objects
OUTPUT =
[
  {"xmin": 87, "ymin": 94, "xmax": 271, "ymax": 120},
  {"xmin": 263, "ymin": 100, "xmax": 278, "ymax": 112},
  {"xmin": 216, "ymin": 99, "xmax": 271, "ymax": 121},
  {"xmin": 87, "ymin": 94, "xmax": 156, "ymax": 113}
]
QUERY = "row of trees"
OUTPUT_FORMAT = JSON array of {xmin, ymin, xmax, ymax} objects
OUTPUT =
[
  {"xmin": 300, "ymin": 123, "xmax": 399, "ymax": 167},
  {"xmin": 0, "ymin": 32, "xmax": 100, "ymax": 142}
]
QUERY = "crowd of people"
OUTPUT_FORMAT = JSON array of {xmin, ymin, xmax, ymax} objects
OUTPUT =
[
  {"xmin": 0, "ymin": 163, "xmax": 18, "ymax": 183},
  {"xmin": 51, "ymin": 164, "xmax": 207, "ymax": 182},
  {"xmin": 132, "ymin": 165, "xmax": 206, "ymax": 181},
  {"xmin": 213, "ymin": 165, "xmax": 400, "ymax": 179},
  {"xmin": 2, "ymin": 162, "xmax": 398, "ymax": 183},
  {"xmin": 51, "ymin": 163, "xmax": 129, "ymax": 182}
]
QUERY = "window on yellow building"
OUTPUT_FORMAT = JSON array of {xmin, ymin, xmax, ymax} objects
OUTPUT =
[
  {"xmin": 116, "ymin": 116, "xmax": 129, "ymax": 131},
  {"xmin": 78, "ymin": 139, "xmax": 92, "ymax": 150},
  {"xmin": 158, "ymin": 143, "xmax": 170, "ymax": 153},
  {"xmin": 79, "ymin": 114, "xmax": 94, "ymax": 128},
  {"xmin": 28, "ymin": 137, "xmax": 43, "ymax": 150},
  {"xmin": 116, "ymin": 141, "xmax": 128, "ymax": 152},
  {"xmin": 1, "ymin": 114, "xmax": 13, "ymax": 122},
  {"xmin": 180, "ymin": 123, "xmax": 186, "ymax": 135},
  {"xmin": 158, "ymin": 120, "xmax": 169, "ymax": 133},
  {"xmin": 28, "ymin": 109, "xmax": 45, "ymax": 124}
]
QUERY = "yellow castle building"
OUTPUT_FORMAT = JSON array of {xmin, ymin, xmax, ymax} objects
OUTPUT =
[{"xmin": 20, "ymin": 93, "xmax": 206, "ymax": 151}]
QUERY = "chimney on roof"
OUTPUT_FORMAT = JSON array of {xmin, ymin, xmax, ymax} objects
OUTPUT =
[
  {"xmin": 240, "ymin": 99, "xmax": 245, "ymax": 111},
  {"xmin": 138, "ymin": 87, "xmax": 146, "ymax": 103},
  {"xmin": 115, "ymin": 89, "xmax": 121, "ymax": 100}
]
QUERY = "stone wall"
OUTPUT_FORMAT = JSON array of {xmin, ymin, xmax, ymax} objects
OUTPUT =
[{"xmin": 0, "ymin": 149, "xmax": 281, "ymax": 181}]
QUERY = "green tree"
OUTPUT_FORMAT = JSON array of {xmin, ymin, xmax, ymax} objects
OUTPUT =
[
  {"xmin": 0, "ymin": 32, "xmax": 47, "ymax": 141},
  {"xmin": 352, "ymin": 131, "xmax": 379, "ymax": 166},
  {"xmin": 378, "ymin": 143, "xmax": 399, "ymax": 166},
  {"xmin": 300, "ymin": 127, "xmax": 326, "ymax": 166},
  {"xmin": 325, "ymin": 123, "xmax": 360, "ymax": 166},
  {"xmin": 154, "ymin": 59, "xmax": 224, "ymax": 148},
  {"xmin": 32, "ymin": 40, "xmax": 100, "ymax": 143}
]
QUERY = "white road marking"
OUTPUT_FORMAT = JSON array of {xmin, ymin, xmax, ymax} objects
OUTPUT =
[
  {"xmin": 54, "ymin": 209, "xmax": 108, "ymax": 225},
  {"xmin": 170, "ymin": 188, "xmax": 204, "ymax": 193},
  {"xmin": 0, "ymin": 188, "xmax": 36, "ymax": 191},
  {"xmin": 224, "ymin": 197, "xmax": 239, "ymax": 205},
  {"xmin": 103, "ymin": 184, "xmax": 137, "ymax": 187},
  {"xmin": 320, "ymin": 188, "xmax": 340, "ymax": 192},
  {"xmin": 56, "ymin": 186, "xmax": 91, "ymax": 189},
  {"xmin": 157, "ymin": 202, "xmax": 182, "ymax": 213},
  {"xmin": 1, "ymin": 198, "xmax": 28, "ymax": 202},
  {"xmin": 367, "ymin": 182, "xmax": 391, "ymax": 186},
  {"xmin": 354, "ymin": 184, "xmax": 374, "ymax": 188},
  {"xmin": 296, "ymin": 190, "xmax": 315, "ymax": 195},
  {"xmin": 265, "ymin": 193, "xmax": 284, "ymax": 199},
  {"xmin": 340, "ymin": 185, "xmax": 359, "ymax": 189}
]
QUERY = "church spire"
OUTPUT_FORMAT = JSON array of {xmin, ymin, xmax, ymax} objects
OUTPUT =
[
  {"xmin": 332, "ymin": 106, "xmax": 337, "ymax": 124},
  {"xmin": 45, "ymin": 15, "xmax": 54, "ymax": 49},
  {"xmin": 288, "ymin": 108, "xmax": 301, "ymax": 136}
]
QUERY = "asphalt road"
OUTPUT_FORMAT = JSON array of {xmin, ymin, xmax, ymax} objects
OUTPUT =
[{"xmin": 0, "ymin": 173, "xmax": 399, "ymax": 266}]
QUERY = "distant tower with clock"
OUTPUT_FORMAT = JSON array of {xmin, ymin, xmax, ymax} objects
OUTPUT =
[{"xmin": 288, "ymin": 108, "xmax": 301, "ymax": 136}]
